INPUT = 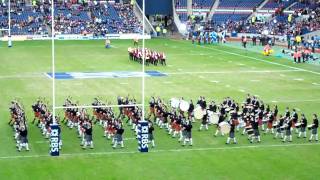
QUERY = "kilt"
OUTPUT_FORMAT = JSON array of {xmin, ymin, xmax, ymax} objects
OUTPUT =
[
  {"xmin": 300, "ymin": 127, "xmax": 306, "ymax": 132},
  {"xmin": 286, "ymin": 129, "xmax": 291, "ymax": 136},
  {"xmin": 35, "ymin": 111, "xmax": 40, "ymax": 118},
  {"xmin": 229, "ymin": 132, "xmax": 235, "ymax": 138},
  {"xmin": 85, "ymin": 134, "xmax": 92, "ymax": 142},
  {"xmin": 254, "ymin": 129, "xmax": 260, "ymax": 136},
  {"xmin": 20, "ymin": 136, "xmax": 28, "ymax": 143},
  {"xmin": 312, "ymin": 128, "xmax": 318, "ymax": 135},
  {"xmin": 267, "ymin": 122, "xmax": 273, "ymax": 129},
  {"xmin": 115, "ymin": 134, "xmax": 123, "ymax": 142},
  {"xmin": 148, "ymin": 133, "xmax": 154, "ymax": 141},
  {"xmin": 185, "ymin": 131, "xmax": 192, "ymax": 139},
  {"xmin": 277, "ymin": 127, "xmax": 282, "ymax": 133}
]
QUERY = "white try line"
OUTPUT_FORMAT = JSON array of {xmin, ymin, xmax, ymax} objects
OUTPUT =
[
  {"xmin": 171, "ymin": 39, "xmax": 320, "ymax": 76},
  {"xmin": 0, "ymin": 143, "xmax": 319, "ymax": 160},
  {"xmin": 0, "ymin": 73, "xmax": 45, "ymax": 79},
  {"xmin": 54, "ymin": 104, "xmax": 143, "ymax": 109},
  {"xmin": 164, "ymin": 69, "xmax": 302, "ymax": 75},
  {"xmin": 266, "ymin": 99, "xmax": 320, "ymax": 103}
]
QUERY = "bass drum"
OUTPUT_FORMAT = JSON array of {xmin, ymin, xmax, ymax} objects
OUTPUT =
[
  {"xmin": 179, "ymin": 100, "xmax": 190, "ymax": 112},
  {"xmin": 194, "ymin": 106, "xmax": 205, "ymax": 120},
  {"xmin": 170, "ymin": 98, "xmax": 180, "ymax": 108},
  {"xmin": 219, "ymin": 122, "xmax": 231, "ymax": 134},
  {"xmin": 209, "ymin": 112, "xmax": 219, "ymax": 125}
]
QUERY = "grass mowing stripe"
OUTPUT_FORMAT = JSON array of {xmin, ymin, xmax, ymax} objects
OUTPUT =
[
  {"xmin": 171, "ymin": 39, "xmax": 320, "ymax": 76},
  {"xmin": 1, "ymin": 143, "xmax": 319, "ymax": 160}
]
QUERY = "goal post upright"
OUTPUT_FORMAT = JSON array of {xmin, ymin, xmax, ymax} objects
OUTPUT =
[
  {"xmin": 51, "ymin": 0, "xmax": 56, "ymax": 125},
  {"xmin": 142, "ymin": 0, "xmax": 145, "ymax": 122},
  {"xmin": 7, "ymin": 0, "xmax": 12, "ymax": 47}
]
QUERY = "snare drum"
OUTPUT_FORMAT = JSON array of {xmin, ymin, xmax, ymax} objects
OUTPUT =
[
  {"xmin": 308, "ymin": 124, "xmax": 314, "ymax": 130},
  {"xmin": 295, "ymin": 123, "xmax": 302, "ymax": 128}
]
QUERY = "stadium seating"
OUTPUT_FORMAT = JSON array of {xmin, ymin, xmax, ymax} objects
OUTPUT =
[
  {"xmin": 192, "ymin": 0, "xmax": 215, "ymax": 8},
  {"xmin": 212, "ymin": 13, "xmax": 250, "ymax": 24},
  {"xmin": 262, "ymin": 0, "xmax": 295, "ymax": 9},
  {"xmin": 0, "ymin": 2, "xmax": 141, "ymax": 35},
  {"xmin": 218, "ymin": 0, "xmax": 264, "ymax": 8}
]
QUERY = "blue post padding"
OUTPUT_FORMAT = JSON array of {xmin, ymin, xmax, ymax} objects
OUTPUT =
[
  {"xmin": 138, "ymin": 121, "xmax": 149, "ymax": 152},
  {"xmin": 50, "ymin": 125, "xmax": 60, "ymax": 156}
]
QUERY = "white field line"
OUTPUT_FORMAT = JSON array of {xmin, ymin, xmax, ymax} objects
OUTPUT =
[
  {"xmin": 164, "ymin": 69, "xmax": 302, "ymax": 75},
  {"xmin": 0, "ymin": 70, "xmax": 302, "ymax": 80},
  {"xmin": 171, "ymin": 39, "xmax": 320, "ymax": 76},
  {"xmin": 0, "ymin": 143, "xmax": 319, "ymax": 160},
  {"xmin": 266, "ymin": 99, "xmax": 320, "ymax": 103},
  {"xmin": 0, "ymin": 73, "xmax": 46, "ymax": 79}
]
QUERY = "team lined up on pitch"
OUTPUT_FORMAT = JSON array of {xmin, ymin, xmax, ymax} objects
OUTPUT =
[{"xmin": 8, "ymin": 94, "xmax": 319, "ymax": 152}]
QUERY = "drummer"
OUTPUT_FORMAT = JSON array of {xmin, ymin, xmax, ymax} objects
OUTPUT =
[
  {"xmin": 291, "ymin": 109, "xmax": 299, "ymax": 134},
  {"xmin": 199, "ymin": 111, "xmax": 209, "ymax": 131},
  {"xmin": 182, "ymin": 120, "xmax": 193, "ymax": 146},
  {"xmin": 149, "ymin": 97, "xmax": 156, "ymax": 121},
  {"xmin": 214, "ymin": 113, "xmax": 225, "ymax": 137},
  {"xmin": 250, "ymin": 117, "xmax": 261, "ymax": 143},
  {"xmin": 298, "ymin": 114, "xmax": 307, "ymax": 138},
  {"xmin": 274, "ymin": 115, "xmax": 285, "ymax": 139},
  {"xmin": 309, "ymin": 114, "xmax": 319, "ymax": 142},
  {"xmin": 226, "ymin": 120, "xmax": 237, "ymax": 144},
  {"xmin": 187, "ymin": 100, "xmax": 195, "ymax": 122},
  {"xmin": 264, "ymin": 111, "xmax": 274, "ymax": 134},
  {"xmin": 282, "ymin": 118, "xmax": 293, "ymax": 143}
]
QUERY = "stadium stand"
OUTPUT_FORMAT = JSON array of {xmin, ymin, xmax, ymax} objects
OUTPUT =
[
  {"xmin": 262, "ymin": 0, "xmax": 296, "ymax": 9},
  {"xmin": 218, "ymin": 0, "xmax": 264, "ymax": 9},
  {"xmin": 0, "ymin": 1, "xmax": 142, "ymax": 35}
]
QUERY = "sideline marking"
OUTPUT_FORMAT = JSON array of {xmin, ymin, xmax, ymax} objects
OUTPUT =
[{"xmin": 0, "ymin": 143, "xmax": 319, "ymax": 159}]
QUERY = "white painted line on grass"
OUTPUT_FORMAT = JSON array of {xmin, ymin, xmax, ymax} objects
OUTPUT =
[
  {"xmin": 266, "ymin": 99, "xmax": 320, "ymax": 103},
  {"xmin": 171, "ymin": 39, "xmax": 320, "ymax": 76},
  {"xmin": 163, "ymin": 81, "xmax": 173, "ymax": 84},
  {"xmin": 225, "ymin": 85, "xmax": 231, "ymax": 88},
  {"xmin": 120, "ymin": 82, "xmax": 129, "ymax": 85},
  {"xmin": 211, "ymin": 80, "xmax": 220, "ymax": 83},
  {"xmin": 250, "ymin": 80, "xmax": 260, "ymax": 82},
  {"xmin": 239, "ymin": 89, "xmax": 246, "ymax": 92},
  {"xmin": 0, "ymin": 73, "xmax": 45, "ymax": 79},
  {"xmin": 165, "ymin": 70, "xmax": 301, "ymax": 75},
  {"xmin": 0, "ymin": 143, "xmax": 319, "ymax": 159},
  {"xmin": 293, "ymin": 78, "xmax": 304, "ymax": 81},
  {"xmin": 198, "ymin": 76, "xmax": 205, "ymax": 79},
  {"xmin": 312, "ymin": 82, "xmax": 320, "ymax": 86}
]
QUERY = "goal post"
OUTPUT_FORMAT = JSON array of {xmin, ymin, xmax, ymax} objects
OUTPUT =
[
  {"xmin": 49, "ymin": 0, "xmax": 149, "ymax": 156},
  {"xmin": 0, "ymin": 0, "xmax": 12, "ymax": 47}
]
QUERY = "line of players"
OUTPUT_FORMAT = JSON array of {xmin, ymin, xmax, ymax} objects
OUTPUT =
[
  {"xmin": 8, "ymin": 100, "xmax": 29, "ymax": 151},
  {"xmin": 148, "ymin": 94, "xmax": 319, "ymax": 145},
  {"xmin": 128, "ymin": 47, "xmax": 167, "ymax": 66}
]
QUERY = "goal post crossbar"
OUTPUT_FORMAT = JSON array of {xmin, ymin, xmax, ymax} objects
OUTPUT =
[{"xmin": 54, "ymin": 104, "xmax": 144, "ymax": 110}]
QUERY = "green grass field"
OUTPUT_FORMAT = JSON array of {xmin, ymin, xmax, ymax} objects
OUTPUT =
[{"xmin": 1, "ymin": 39, "xmax": 320, "ymax": 179}]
